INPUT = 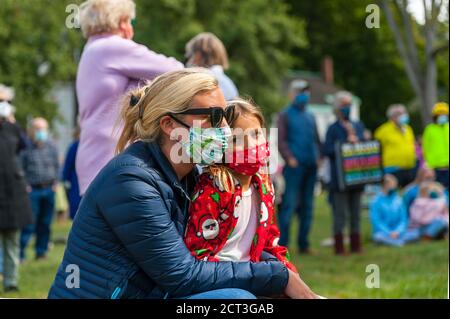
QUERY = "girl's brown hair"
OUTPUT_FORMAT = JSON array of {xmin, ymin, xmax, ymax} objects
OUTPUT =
[{"xmin": 205, "ymin": 98, "xmax": 266, "ymax": 193}]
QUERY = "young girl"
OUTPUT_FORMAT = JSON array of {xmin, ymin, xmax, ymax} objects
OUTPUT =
[
  {"xmin": 184, "ymin": 99, "xmax": 297, "ymax": 273},
  {"xmin": 410, "ymin": 181, "xmax": 449, "ymax": 239}
]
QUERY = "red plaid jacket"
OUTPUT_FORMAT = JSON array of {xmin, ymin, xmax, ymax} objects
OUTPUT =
[{"xmin": 184, "ymin": 172, "xmax": 297, "ymax": 272}]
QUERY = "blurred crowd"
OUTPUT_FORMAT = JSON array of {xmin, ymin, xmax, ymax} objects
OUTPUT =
[{"xmin": 276, "ymin": 82, "xmax": 448, "ymax": 256}]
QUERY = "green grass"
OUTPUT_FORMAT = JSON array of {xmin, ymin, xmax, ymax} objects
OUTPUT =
[
  {"xmin": 289, "ymin": 194, "xmax": 449, "ymax": 299},
  {"xmin": 1, "ymin": 195, "xmax": 448, "ymax": 298},
  {"xmin": 0, "ymin": 220, "xmax": 71, "ymax": 299}
]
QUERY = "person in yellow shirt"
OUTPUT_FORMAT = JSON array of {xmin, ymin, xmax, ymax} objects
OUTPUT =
[
  {"xmin": 422, "ymin": 102, "xmax": 449, "ymax": 189},
  {"xmin": 374, "ymin": 104, "xmax": 416, "ymax": 187}
]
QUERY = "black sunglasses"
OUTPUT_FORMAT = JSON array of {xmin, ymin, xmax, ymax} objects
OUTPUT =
[{"xmin": 168, "ymin": 104, "xmax": 236, "ymax": 128}]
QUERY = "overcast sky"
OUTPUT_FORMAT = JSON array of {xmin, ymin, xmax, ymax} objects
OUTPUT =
[{"xmin": 407, "ymin": 0, "xmax": 449, "ymax": 24}]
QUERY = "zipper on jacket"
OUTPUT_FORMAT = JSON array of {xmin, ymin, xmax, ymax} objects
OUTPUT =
[
  {"xmin": 111, "ymin": 287, "xmax": 121, "ymax": 299},
  {"xmin": 173, "ymin": 182, "xmax": 190, "ymax": 201}
]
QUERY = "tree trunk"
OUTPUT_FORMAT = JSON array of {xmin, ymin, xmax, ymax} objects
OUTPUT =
[{"xmin": 381, "ymin": 0, "xmax": 442, "ymax": 127}]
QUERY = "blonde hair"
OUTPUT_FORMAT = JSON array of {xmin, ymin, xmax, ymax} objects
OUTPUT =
[
  {"xmin": 205, "ymin": 98, "xmax": 266, "ymax": 193},
  {"xmin": 116, "ymin": 68, "xmax": 218, "ymax": 154},
  {"xmin": 79, "ymin": 0, "xmax": 136, "ymax": 38},
  {"xmin": 185, "ymin": 32, "xmax": 230, "ymax": 69}
]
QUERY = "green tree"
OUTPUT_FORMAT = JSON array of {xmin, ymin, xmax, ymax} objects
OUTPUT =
[
  {"xmin": 0, "ymin": 0, "xmax": 305, "ymax": 126},
  {"xmin": 0, "ymin": 0, "xmax": 83, "ymax": 126},
  {"xmin": 135, "ymin": 0, "xmax": 306, "ymax": 115},
  {"xmin": 381, "ymin": 0, "xmax": 449, "ymax": 125},
  {"xmin": 286, "ymin": 0, "xmax": 448, "ymax": 132}
]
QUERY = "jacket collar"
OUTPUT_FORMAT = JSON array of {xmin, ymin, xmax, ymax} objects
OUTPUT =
[{"xmin": 146, "ymin": 141, "xmax": 198, "ymax": 200}]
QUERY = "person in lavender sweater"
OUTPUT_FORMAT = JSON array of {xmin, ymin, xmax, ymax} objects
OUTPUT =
[{"xmin": 75, "ymin": 0, "xmax": 183, "ymax": 195}]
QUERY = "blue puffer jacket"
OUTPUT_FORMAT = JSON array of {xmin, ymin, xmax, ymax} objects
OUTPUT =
[{"xmin": 48, "ymin": 141, "xmax": 289, "ymax": 299}]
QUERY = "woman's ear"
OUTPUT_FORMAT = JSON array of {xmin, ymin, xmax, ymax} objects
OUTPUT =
[
  {"xmin": 160, "ymin": 115, "xmax": 175, "ymax": 137},
  {"xmin": 118, "ymin": 18, "xmax": 134, "ymax": 39},
  {"xmin": 161, "ymin": 115, "xmax": 189, "ymax": 145}
]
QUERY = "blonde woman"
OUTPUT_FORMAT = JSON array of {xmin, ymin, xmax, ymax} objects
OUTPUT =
[
  {"xmin": 75, "ymin": 0, "xmax": 183, "ymax": 196},
  {"xmin": 48, "ymin": 69, "xmax": 315, "ymax": 299},
  {"xmin": 185, "ymin": 32, "xmax": 239, "ymax": 100}
]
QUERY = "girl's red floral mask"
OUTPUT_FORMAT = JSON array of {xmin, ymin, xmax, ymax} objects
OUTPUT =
[{"xmin": 224, "ymin": 142, "xmax": 270, "ymax": 175}]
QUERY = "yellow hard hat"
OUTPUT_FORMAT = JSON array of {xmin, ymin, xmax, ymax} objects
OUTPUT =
[{"xmin": 432, "ymin": 102, "xmax": 449, "ymax": 116}]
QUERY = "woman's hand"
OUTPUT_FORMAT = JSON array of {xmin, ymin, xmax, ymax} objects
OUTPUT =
[{"xmin": 284, "ymin": 269, "xmax": 318, "ymax": 299}]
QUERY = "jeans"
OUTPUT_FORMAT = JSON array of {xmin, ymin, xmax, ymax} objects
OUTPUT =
[
  {"xmin": 180, "ymin": 288, "xmax": 257, "ymax": 299},
  {"xmin": 0, "ymin": 230, "xmax": 20, "ymax": 288},
  {"xmin": 20, "ymin": 187, "xmax": 55, "ymax": 259},
  {"xmin": 278, "ymin": 164, "xmax": 317, "ymax": 249},
  {"xmin": 419, "ymin": 219, "xmax": 448, "ymax": 238},
  {"xmin": 331, "ymin": 190, "xmax": 362, "ymax": 235},
  {"xmin": 373, "ymin": 229, "xmax": 420, "ymax": 247}
]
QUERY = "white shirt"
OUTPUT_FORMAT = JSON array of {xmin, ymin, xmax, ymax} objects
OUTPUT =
[{"xmin": 216, "ymin": 186, "xmax": 259, "ymax": 261}]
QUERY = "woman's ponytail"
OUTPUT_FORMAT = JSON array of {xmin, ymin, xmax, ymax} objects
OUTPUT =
[
  {"xmin": 114, "ymin": 68, "xmax": 219, "ymax": 154},
  {"xmin": 115, "ymin": 86, "xmax": 147, "ymax": 154}
]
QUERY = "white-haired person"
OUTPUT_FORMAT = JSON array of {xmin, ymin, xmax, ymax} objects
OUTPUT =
[
  {"xmin": 185, "ymin": 32, "xmax": 238, "ymax": 101},
  {"xmin": 0, "ymin": 85, "xmax": 32, "ymax": 292},
  {"xmin": 19, "ymin": 118, "xmax": 59, "ymax": 262},
  {"xmin": 76, "ymin": 0, "xmax": 183, "ymax": 195},
  {"xmin": 374, "ymin": 104, "xmax": 416, "ymax": 187},
  {"xmin": 323, "ymin": 91, "xmax": 367, "ymax": 255}
]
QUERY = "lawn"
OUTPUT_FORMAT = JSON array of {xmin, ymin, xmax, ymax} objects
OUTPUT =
[{"xmin": 1, "ymin": 194, "xmax": 448, "ymax": 299}]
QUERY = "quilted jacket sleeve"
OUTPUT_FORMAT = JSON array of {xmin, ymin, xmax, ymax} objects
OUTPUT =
[
  {"xmin": 96, "ymin": 166, "xmax": 289, "ymax": 298},
  {"xmin": 263, "ymin": 223, "xmax": 298, "ymax": 273}
]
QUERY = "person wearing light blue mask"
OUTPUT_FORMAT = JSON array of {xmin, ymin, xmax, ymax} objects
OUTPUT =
[
  {"xmin": 323, "ymin": 91, "xmax": 367, "ymax": 254},
  {"xmin": 20, "ymin": 117, "xmax": 59, "ymax": 263},
  {"xmin": 35, "ymin": 128, "xmax": 49, "ymax": 142},
  {"xmin": 374, "ymin": 104, "xmax": 416, "ymax": 187},
  {"xmin": 422, "ymin": 102, "xmax": 449, "ymax": 189},
  {"xmin": 397, "ymin": 113, "xmax": 410, "ymax": 126},
  {"xmin": 293, "ymin": 91, "xmax": 310, "ymax": 111},
  {"xmin": 277, "ymin": 80, "xmax": 321, "ymax": 254},
  {"xmin": 370, "ymin": 174, "xmax": 420, "ymax": 247},
  {"xmin": 0, "ymin": 84, "xmax": 33, "ymax": 292},
  {"xmin": 409, "ymin": 181, "xmax": 449, "ymax": 239}
]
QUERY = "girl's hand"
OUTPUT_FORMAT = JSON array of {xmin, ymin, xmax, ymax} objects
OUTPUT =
[{"xmin": 284, "ymin": 269, "xmax": 318, "ymax": 299}]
